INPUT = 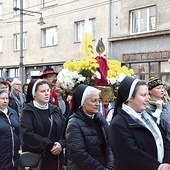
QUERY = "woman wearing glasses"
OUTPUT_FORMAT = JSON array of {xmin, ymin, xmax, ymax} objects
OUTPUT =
[
  {"xmin": 64, "ymin": 84, "xmax": 114, "ymax": 170},
  {"xmin": 0, "ymin": 89, "xmax": 21, "ymax": 169}
]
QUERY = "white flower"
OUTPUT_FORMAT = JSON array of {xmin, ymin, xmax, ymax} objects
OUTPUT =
[
  {"xmin": 116, "ymin": 73, "xmax": 126, "ymax": 82},
  {"xmin": 57, "ymin": 69, "xmax": 86, "ymax": 89},
  {"xmin": 107, "ymin": 73, "xmax": 126, "ymax": 85},
  {"xmin": 92, "ymin": 71, "xmax": 101, "ymax": 79},
  {"xmin": 77, "ymin": 76, "xmax": 86, "ymax": 83},
  {"xmin": 107, "ymin": 77, "xmax": 117, "ymax": 85}
]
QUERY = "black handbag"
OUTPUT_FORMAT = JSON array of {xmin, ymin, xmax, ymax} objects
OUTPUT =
[
  {"xmin": 18, "ymin": 114, "xmax": 53, "ymax": 170},
  {"xmin": 18, "ymin": 152, "xmax": 42, "ymax": 170}
]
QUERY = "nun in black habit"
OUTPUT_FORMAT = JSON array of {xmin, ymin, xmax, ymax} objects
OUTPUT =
[
  {"xmin": 64, "ymin": 84, "xmax": 114, "ymax": 170},
  {"xmin": 109, "ymin": 76, "xmax": 170, "ymax": 170}
]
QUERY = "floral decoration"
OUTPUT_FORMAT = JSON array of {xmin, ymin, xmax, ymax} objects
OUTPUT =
[
  {"xmin": 57, "ymin": 56, "xmax": 100, "ymax": 89},
  {"xmin": 106, "ymin": 59, "xmax": 134, "ymax": 85},
  {"xmin": 57, "ymin": 56, "xmax": 135, "ymax": 90}
]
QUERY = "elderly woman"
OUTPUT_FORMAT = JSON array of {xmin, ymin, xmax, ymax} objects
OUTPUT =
[
  {"xmin": 64, "ymin": 84, "xmax": 114, "ymax": 170},
  {"xmin": 147, "ymin": 77, "xmax": 170, "ymax": 142},
  {"xmin": 109, "ymin": 76, "xmax": 170, "ymax": 170},
  {"xmin": 10, "ymin": 79, "xmax": 26, "ymax": 114},
  {"xmin": 20, "ymin": 79, "xmax": 65, "ymax": 170},
  {"xmin": 0, "ymin": 89, "xmax": 21, "ymax": 169}
]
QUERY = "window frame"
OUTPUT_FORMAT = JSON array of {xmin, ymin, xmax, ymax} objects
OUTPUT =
[
  {"xmin": 0, "ymin": 3, "xmax": 2, "ymax": 20},
  {"xmin": 13, "ymin": 0, "xmax": 28, "ymax": 15},
  {"xmin": 41, "ymin": 26, "xmax": 58, "ymax": 47},
  {"xmin": 42, "ymin": 0, "xmax": 58, "ymax": 8},
  {"xmin": 74, "ymin": 18, "xmax": 95, "ymax": 42},
  {"xmin": 13, "ymin": 32, "xmax": 27, "ymax": 51},
  {"xmin": 0, "ymin": 36, "xmax": 2, "ymax": 53},
  {"xmin": 130, "ymin": 6, "xmax": 156, "ymax": 34}
]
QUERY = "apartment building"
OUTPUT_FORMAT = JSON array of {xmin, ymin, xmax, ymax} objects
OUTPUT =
[
  {"xmin": 0, "ymin": 0, "xmax": 170, "ymax": 85},
  {"xmin": 108, "ymin": 0, "xmax": 170, "ymax": 85},
  {"xmin": 0, "ymin": 0, "xmax": 109, "ymax": 83}
]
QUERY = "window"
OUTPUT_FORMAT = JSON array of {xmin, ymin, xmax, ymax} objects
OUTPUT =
[
  {"xmin": 8, "ymin": 68, "xmax": 19, "ymax": 78},
  {"xmin": 0, "ymin": 3, "xmax": 2, "ymax": 20},
  {"xmin": 13, "ymin": 0, "xmax": 28, "ymax": 15},
  {"xmin": 41, "ymin": 26, "xmax": 58, "ymax": 47},
  {"xmin": 75, "ymin": 18, "xmax": 95, "ymax": 42},
  {"xmin": 42, "ymin": 0, "xmax": 58, "ymax": 7},
  {"xmin": 130, "ymin": 6, "xmax": 156, "ymax": 34},
  {"xmin": 0, "ymin": 37, "xmax": 2, "ymax": 52},
  {"xmin": 14, "ymin": 33, "xmax": 27, "ymax": 50}
]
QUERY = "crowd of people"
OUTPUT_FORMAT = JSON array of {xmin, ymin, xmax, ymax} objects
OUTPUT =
[{"xmin": 1, "ymin": 68, "xmax": 170, "ymax": 170}]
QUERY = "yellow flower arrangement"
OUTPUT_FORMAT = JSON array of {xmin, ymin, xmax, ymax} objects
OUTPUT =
[
  {"xmin": 63, "ymin": 56, "xmax": 99, "ymax": 74},
  {"xmin": 57, "ymin": 56, "xmax": 135, "ymax": 90},
  {"xmin": 107, "ymin": 59, "xmax": 135, "ymax": 85},
  {"xmin": 63, "ymin": 56, "xmax": 100, "ymax": 86}
]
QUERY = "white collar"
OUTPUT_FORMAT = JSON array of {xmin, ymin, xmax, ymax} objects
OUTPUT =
[
  {"xmin": 33, "ymin": 101, "xmax": 49, "ymax": 110},
  {"xmin": 122, "ymin": 103, "xmax": 142, "ymax": 121},
  {"xmin": 0, "ymin": 107, "xmax": 8, "ymax": 115}
]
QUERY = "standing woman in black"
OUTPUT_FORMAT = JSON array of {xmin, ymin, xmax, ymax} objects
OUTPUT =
[
  {"xmin": 109, "ymin": 76, "xmax": 170, "ymax": 170},
  {"xmin": 20, "ymin": 79, "xmax": 65, "ymax": 170},
  {"xmin": 64, "ymin": 84, "xmax": 114, "ymax": 170},
  {"xmin": 0, "ymin": 89, "xmax": 21, "ymax": 170}
]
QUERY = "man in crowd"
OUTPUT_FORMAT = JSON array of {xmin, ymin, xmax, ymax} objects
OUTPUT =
[
  {"xmin": 39, "ymin": 67, "xmax": 66, "ymax": 115},
  {"xmin": 6, "ymin": 77, "xmax": 13, "ymax": 86}
]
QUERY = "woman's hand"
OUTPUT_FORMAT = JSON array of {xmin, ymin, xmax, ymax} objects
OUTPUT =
[
  {"xmin": 50, "ymin": 142, "xmax": 62, "ymax": 155},
  {"xmin": 155, "ymin": 100, "xmax": 163, "ymax": 110},
  {"xmin": 158, "ymin": 163, "xmax": 170, "ymax": 170}
]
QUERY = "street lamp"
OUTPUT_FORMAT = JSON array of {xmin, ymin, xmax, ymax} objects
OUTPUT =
[{"xmin": 13, "ymin": 6, "xmax": 45, "ymax": 84}]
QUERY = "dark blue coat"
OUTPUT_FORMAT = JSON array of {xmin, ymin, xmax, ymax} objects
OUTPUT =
[
  {"xmin": 0, "ymin": 107, "xmax": 21, "ymax": 169},
  {"xmin": 65, "ymin": 109, "xmax": 114, "ymax": 170},
  {"xmin": 109, "ymin": 107, "xmax": 170, "ymax": 170}
]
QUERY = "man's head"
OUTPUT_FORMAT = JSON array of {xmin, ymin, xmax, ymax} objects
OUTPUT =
[
  {"xmin": 6, "ymin": 77, "xmax": 14, "ymax": 85},
  {"xmin": 0, "ymin": 81, "xmax": 10, "ymax": 93},
  {"xmin": 39, "ymin": 68, "xmax": 58, "ymax": 88},
  {"xmin": 0, "ymin": 77, "xmax": 4, "ymax": 82}
]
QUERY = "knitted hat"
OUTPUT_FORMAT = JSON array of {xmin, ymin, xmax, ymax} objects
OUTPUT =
[
  {"xmin": 39, "ymin": 68, "xmax": 58, "ymax": 79},
  {"xmin": 147, "ymin": 77, "xmax": 163, "ymax": 90},
  {"xmin": 113, "ymin": 76, "xmax": 139, "ymax": 117}
]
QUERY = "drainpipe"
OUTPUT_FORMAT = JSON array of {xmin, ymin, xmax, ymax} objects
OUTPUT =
[{"xmin": 108, "ymin": 0, "xmax": 113, "ymax": 59}]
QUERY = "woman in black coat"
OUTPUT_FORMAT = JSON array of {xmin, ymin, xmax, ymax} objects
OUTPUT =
[
  {"xmin": 109, "ymin": 76, "xmax": 170, "ymax": 170},
  {"xmin": 20, "ymin": 79, "xmax": 65, "ymax": 170},
  {"xmin": 0, "ymin": 89, "xmax": 21, "ymax": 170},
  {"xmin": 64, "ymin": 84, "xmax": 114, "ymax": 170}
]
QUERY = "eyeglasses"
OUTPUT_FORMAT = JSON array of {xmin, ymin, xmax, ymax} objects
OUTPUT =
[
  {"xmin": 0, "ymin": 89, "xmax": 5, "ymax": 94},
  {"xmin": 90, "ymin": 99, "xmax": 102, "ymax": 104}
]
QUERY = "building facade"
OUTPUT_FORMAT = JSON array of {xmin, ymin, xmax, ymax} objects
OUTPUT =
[
  {"xmin": 0, "ymin": 0, "xmax": 110, "ymax": 83},
  {"xmin": 0, "ymin": 0, "xmax": 170, "ymax": 85},
  {"xmin": 108, "ymin": 0, "xmax": 170, "ymax": 86}
]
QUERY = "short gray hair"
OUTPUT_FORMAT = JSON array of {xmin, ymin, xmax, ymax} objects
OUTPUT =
[
  {"xmin": 11, "ymin": 79, "xmax": 21, "ymax": 86},
  {"xmin": 84, "ymin": 86, "xmax": 101, "ymax": 102}
]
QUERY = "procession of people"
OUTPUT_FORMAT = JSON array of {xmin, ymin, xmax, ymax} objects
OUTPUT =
[{"xmin": 1, "ymin": 67, "xmax": 170, "ymax": 170}]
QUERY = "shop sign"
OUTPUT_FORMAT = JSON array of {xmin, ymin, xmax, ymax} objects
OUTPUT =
[{"xmin": 122, "ymin": 50, "xmax": 169, "ymax": 62}]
